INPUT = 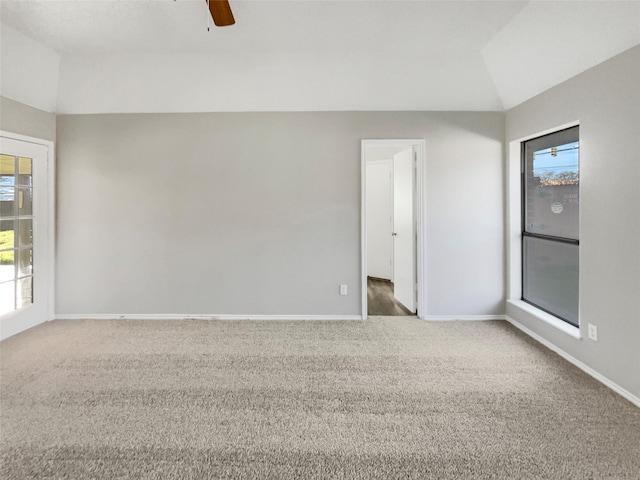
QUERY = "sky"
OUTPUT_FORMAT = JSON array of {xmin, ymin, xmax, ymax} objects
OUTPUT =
[{"xmin": 533, "ymin": 141, "xmax": 579, "ymax": 177}]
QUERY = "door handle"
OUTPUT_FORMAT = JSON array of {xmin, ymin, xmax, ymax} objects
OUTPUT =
[{"xmin": 392, "ymin": 232, "xmax": 397, "ymax": 236}]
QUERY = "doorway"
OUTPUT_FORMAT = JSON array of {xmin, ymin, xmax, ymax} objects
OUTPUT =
[
  {"xmin": 0, "ymin": 133, "xmax": 54, "ymax": 340},
  {"xmin": 361, "ymin": 139, "xmax": 425, "ymax": 319}
]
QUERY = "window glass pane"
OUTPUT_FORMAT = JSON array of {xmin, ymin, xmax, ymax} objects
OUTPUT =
[
  {"xmin": 0, "ymin": 154, "xmax": 15, "ymax": 179},
  {"xmin": 17, "ymin": 276, "xmax": 33, "ymax": 308},
  {"xmin": 18, "ymin": 248, "xmax": 33, "ymax": 277},
  {"xmin": 0, "ymin": 281, "xmax": 16, "ymax": 314},
  {"xmin": 0, "ymin": 249, "xmax": 15, "ymax": 282},
  {"xmin": 18, "ymin": 157, "xmax": 33, "ymax": 186},
  {"xmin": 0, "ymin": 151, "xmax": 38, "ymax": 316},
  {"xmin": 17, "ymin": 218, "xmax": 33, "ymax": 247},
  {"xmin": 524, "ymin": 127, "xmax": 579, "ymax": 240},
  {"xmin": 1, "ymin": 187, "xmax": 15, "ymax": 217},
  {"xmin": 1, "ymin": 219, "xmax": 15, "ymax": 250},
  {"xmin": 17, "ymin": 188, "xmax": 32, "ymax": 216},
  {"xmin": 523, "ymin": 236, "xmax": 579, "ymax": 326},
  {"xmin": 1, "ymin": 156, "xmax": 16, "ymax": 219}
]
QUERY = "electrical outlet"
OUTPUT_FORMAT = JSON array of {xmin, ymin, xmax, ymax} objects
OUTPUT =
[
  {"xmin": 588, "ymin": 323, "xmax": 598, "ymax": 341},
  {"xmin": 339, "ymin": 284, "xmax": 348, "ymax": 296}
]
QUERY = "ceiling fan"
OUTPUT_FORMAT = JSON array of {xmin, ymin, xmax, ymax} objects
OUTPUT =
[{"xmin": 207, "ymin": 0, "xmax": 235, "ymax": 27}]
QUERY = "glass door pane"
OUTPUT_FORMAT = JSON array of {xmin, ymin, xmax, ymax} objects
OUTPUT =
[
  {"xmin": 0, "ymin": 137, "xmax": 49, "ymax": 339},
  {"xmin": 0, "ymin": 155, "xmax": 18, "ymax": 315}
]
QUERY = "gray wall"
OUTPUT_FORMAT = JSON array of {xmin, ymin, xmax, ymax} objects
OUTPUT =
[
  {"xmin": 505, "ymin": 46, "xmax": 640, "ymax": 399},
  {"xmin": 56, "ymin": 111, "xmax": 504, "ymax": 317},
  {"xmin": 0, "ymin": 96, "xmax": 56, "ymax": 141}
]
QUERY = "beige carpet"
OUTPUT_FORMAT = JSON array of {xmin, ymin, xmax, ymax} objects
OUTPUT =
[{"xmin": 1, "ymin": 317, "xmax": 639, "ymax": 479}]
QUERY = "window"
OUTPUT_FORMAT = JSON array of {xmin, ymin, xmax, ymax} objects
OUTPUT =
[
  {"xmin": 522, "ymin": 126, "xmax": 579, "ymax": 326},
  {"xmin": 0, "ymin": 155, "xmax": 34, "ymax": 314}
]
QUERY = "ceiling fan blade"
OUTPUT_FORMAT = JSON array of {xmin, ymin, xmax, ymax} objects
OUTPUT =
[{"xmin": 207, "ymin": 0, "xmax": 235, "ymax": 27}]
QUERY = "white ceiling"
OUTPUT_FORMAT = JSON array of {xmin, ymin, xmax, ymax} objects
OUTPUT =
[
  {"xmin": 2, "ymin": 0, "xmax": 529, "ymax": 55},
  {"xmin": 1, "ymin": 0, "xmax": 639, "ymax": 114}
]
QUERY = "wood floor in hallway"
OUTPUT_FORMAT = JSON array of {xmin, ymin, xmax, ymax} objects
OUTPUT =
[{"xmin": 367, "ymin": 277, "xmax": 413, "ymax": 316}]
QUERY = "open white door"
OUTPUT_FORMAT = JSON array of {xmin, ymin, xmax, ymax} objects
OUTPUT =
[
  {"xmin": 366, "ymin": 160, "xmax": 392, "ymax": 280},
  {"xmin": 392, "ymin": 147, "xmax": 416, "ymax": 312},
  {"xmin": 0, "ymin": 136, "xmax": 52, "ymax": 340}
]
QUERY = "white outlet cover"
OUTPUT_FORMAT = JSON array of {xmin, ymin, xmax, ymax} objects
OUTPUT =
[
  {"xmin": 588, "ymin": 324, "xmax": 598, "ymax": 341},
  {"xmin": 339, "ymin": 285, "xmax": 348, "ymax": 296}
]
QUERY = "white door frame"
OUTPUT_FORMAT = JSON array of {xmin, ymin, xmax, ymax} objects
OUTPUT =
[
  {"xmin": 0, "ymin": 131, "xmax": 55, "ymax": 340},
  {"xmin": 361, "ymin": 139, "xmax": 426, "ymax": 320}
]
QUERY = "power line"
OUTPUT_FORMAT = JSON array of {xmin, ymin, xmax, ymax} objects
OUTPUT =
[{"xmin": 534, "ymin": 145, "xmax": 579, "ymax": 156}]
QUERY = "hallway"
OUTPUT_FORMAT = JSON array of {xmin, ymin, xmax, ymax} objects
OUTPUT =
[{"xmin": 367, "ymin": 277, "xmax": 413, "ymax": 316}]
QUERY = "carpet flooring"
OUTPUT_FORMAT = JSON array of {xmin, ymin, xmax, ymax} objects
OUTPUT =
[{"xmin": 1, "ymin": 317, "xmax": 639, "ymax": 479}]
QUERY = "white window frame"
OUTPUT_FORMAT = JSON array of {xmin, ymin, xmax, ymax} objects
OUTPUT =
[{"xmin": 506, "ymin": 122, "xmax": 581, "ymax": 339}]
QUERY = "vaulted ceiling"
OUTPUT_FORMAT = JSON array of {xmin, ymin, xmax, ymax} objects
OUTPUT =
[{"xmin": 1, "ymin": 0, "xmax": 639, "ymax": 114}]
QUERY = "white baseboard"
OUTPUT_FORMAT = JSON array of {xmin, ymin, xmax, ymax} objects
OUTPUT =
[
  {"xmin": 422, "ymin": 315, "xmax": 506, "ymax": 321},
  {"xmin": 54, "ymin": 314, "xmax": 363, "ymax": 321},
  {"xmin": 505, "ymin": 315, "xmax": 640, "ymax": 408}
]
